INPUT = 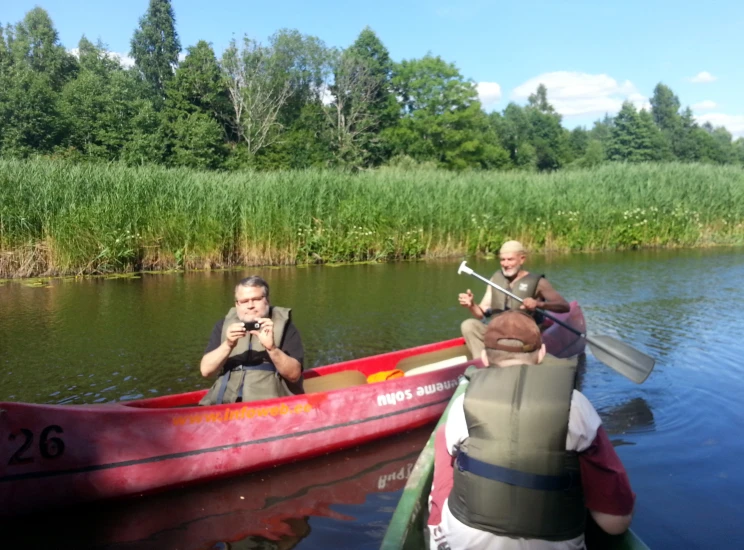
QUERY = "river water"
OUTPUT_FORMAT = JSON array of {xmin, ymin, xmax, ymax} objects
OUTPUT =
[{"xmin": 1, "ymin": 248, "xmax": 743, "ymax": 549}]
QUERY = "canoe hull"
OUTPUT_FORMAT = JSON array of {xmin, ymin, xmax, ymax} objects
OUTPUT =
[
  {"xmin": 0, "ymin": 345, "xmax": 469, "ymax": 516},
  {"xmin": 0, "ymin": 302, "xmax": 585, "ymax": 516}
]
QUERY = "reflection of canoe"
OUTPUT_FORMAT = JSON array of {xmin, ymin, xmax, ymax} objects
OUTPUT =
[
  {"xmin": 0, "ymin": 302, "xmax": 584, "ymax": 516},
  {"xmin": 381, "ymin": 379, "xmax": 649, "ymax": 550},
  {"xmin": 1, "ymin": 426, "xmax": 433, "ymax": 549}
]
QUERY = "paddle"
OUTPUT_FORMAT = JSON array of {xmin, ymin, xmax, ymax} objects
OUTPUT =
[{"xmin": 457, "ymin": 261, "xmax": 656, "ymax": 383}]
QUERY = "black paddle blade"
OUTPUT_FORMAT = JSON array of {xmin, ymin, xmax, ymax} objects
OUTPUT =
[{"xmin": 587, "ymin": 335, "xmax": 656, "ymax": 384}]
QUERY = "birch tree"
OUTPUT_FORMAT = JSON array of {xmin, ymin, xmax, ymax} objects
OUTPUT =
[
  {"xmin": 221, "ymin": 37, "xmax": 291, "ymax": 157},
  {"xmin": 325, "ymin": 50, "xmax": 380, "ymax": 166}
]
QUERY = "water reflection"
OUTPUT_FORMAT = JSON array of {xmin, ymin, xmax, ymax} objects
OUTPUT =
[{"xmin": 1, "ymin": 426, "xmax": 432, "ymax": 549}]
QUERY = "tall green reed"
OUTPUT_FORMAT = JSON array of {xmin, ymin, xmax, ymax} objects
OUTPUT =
[{"xmin": 1, "ymin": 159, "xmax": 742, "ymax": 277}]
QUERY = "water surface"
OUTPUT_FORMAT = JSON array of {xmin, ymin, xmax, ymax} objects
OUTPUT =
[{"xmin": 2, "ymin": 247, "xmax": 743, "ymax": 548}]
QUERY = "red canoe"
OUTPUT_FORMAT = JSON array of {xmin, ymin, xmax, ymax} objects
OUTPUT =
[{"xmin": 0, "ymin": 302, "xmax": 585, "ymax": 516}]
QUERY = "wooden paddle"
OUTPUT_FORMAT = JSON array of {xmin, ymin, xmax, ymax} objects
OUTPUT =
[{"xmin": 457, "ymin": 261, "xmax": 655, "ymax": 383}]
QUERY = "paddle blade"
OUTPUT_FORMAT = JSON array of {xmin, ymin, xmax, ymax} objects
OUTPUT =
[{"xmin": 587, "ymin": 335, "xmax": 656, "ymax": 384}]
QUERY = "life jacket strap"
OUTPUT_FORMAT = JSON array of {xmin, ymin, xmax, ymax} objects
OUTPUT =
[{"xmin": 456, "ymin": 452, "xmax": 579, "ymax": 491}]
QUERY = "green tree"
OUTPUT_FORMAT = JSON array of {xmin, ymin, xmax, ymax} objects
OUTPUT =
[
  {"xmin": 169, "ymin": 112, "xmax": 226, "ymax": 169},
  {"xmin": 589, "ymin": 114, "xmax": 614, "ymax": 144},
  {"xmin": 7, "ymin": 8, "xmax": 77, "ymax": 89},
  {"xmin": 675, "ymin": 107, "xmax": 702, "ymax": 162},
  {"xmin": 257, "ymin": 29, "xmax": 333, "ymax": 168},
  {"xmin": 345, "ymin": 27, "xmax": 398, "ymax": 165},
  {"xmin": 0, "ymin": 68, "xmax": 61, "ymax": 155},
  {"xmin": 607, "ymin": 102, "xmax": 664, "ymax": 162},
  {"xmin": 60, "ymin": 37, "xmax": 150, "ymax": 160},
  {"xmin": 514, "ymin": 142, "xmax": 537, "ymax": 170},
  {"xmin": 130, "ymin": 0, "xmax": 181, "ymax": 97},
  {"xmin": 496, "ymin": 103, "xmax": 531, "ymax": 161},
  {"xmin": 269, "ymin": 29, "xmax": 331, "ymax": 125},
  {"xmin": 162, "ymin": 41, "xmax": 229, "ymax": 168},
  {"xmin": 650, "ymin": 83, "xmax": 681, "ymax": 131},
  {"xmin": 386, "ymin": 55, "xmax": 509, "ymax": 170},
  {"xmin": 76, "ymin": 36, "xmax": 122, "ymax": 75},
  {"xmin": 574, "ymin": 139, "xmax": 605, "ymax": 168},
  {"xmin": 524, "ymin": 84, "xmax": 571, "ymax": 170},
  {"xmin": 673, "ymin": 108, "xmax": 733, "ymax": 164},
  {"xmin": 649, "ymin": 83, "xmax": 680, "ymax": 159},
  {"xmin": 733, "ymin": 138, "xmax": 744, "ymax": 166},
  {"xmin": 0, "ymin": 9, "xmax": 76, "ymax": 155},
  {"xmin": 568, "ymin": 126, "xmax": 590, "ymax": 159},
  {"xmin": 120, "ymin": 99, "xmax": 166, "ymax": 165}
]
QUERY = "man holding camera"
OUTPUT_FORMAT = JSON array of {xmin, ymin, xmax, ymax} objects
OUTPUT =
[{"xmin": 199, "ymin": 276, "xmax": 304, "ymax": 405}]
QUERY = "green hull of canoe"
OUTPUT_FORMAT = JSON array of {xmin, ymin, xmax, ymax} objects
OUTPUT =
[{"xmin": 380, "ymin": 380, "xmax": 649, "ymax": 550}]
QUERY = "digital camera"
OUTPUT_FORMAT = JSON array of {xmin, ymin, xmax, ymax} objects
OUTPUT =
[{"xmin": 244, "ymin": 321, "xmax": 261, "ymax": 331}]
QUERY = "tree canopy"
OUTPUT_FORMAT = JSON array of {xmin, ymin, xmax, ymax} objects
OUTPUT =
[{"xmin": 0, "ymin": 6, "xmax": 741, "ymax": 171}]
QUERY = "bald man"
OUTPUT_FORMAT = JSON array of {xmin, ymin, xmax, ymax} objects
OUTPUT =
[{"xmin": 458, "ymin": 240, "xmax": 569, "ymax": 358}]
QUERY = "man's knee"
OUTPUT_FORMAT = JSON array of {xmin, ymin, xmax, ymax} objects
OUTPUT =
[{"xmin": 460, "ymin": 318, "xmax": 484, "ymax": 339}]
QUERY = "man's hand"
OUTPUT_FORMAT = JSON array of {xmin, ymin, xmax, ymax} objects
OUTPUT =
[
  {"xmin": 520, "ymin": 297, "xmax": 540, "ymax": 311},
  {"xmin": 225, "ymin": 322, "xmax": 248, "ymax": 348},
  {"xmin": 458, "ymin": 289, "xmax": 475, "ymax": 308},
  {"xmin": 252, "ymin": 318, "xmax": 275, "ymax": 350}
]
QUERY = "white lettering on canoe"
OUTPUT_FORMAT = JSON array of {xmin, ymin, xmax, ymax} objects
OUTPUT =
[
  {"xmin": 377, "ymin": 462, "xmax": 415, "ymax": 490},
  {"xmin": 376, "ymin": 378, "xmax": 457, "ymax": 407}
]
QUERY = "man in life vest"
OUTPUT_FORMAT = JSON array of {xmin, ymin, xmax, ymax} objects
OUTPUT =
[
  {"xmin": 427, "ymin": 311, "xmax": 635, "ymax": 549},
  {"xmin": 458, "ymin": 240, "xmax": 569, "ymax": 358},
  {"xmin": 199, "ymin": 276, "xmax": 304, "ymax": 405}
]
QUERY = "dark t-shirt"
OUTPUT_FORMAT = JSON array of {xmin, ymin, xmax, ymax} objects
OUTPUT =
[{"xmin": 204, "ymin": 317, "xmax": 305, "ymax": 368}]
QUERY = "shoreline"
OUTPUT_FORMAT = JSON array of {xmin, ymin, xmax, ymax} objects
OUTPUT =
[{"xmin": 3, "ymin": 241, "xmax": 741, "ymax": 283}]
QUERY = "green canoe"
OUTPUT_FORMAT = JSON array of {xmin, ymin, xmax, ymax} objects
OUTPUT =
[{"xmin": 380, "ymin": 380, "xmax": 649, "ymax": 550}]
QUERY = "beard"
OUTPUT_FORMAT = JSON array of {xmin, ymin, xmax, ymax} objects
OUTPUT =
[{"xmin": 501, "ymin": 267, "xmax": 519, "ymax": 278}]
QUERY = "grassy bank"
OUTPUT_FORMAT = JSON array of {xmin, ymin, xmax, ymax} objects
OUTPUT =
[{"xmin": 1, "ymin": 159, "xmax": 743, "ymax": 278}]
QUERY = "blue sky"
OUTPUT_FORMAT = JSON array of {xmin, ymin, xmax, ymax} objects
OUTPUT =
[{"xmin": 4, "ymin": 0, "xmax": 743, "ymax": 136}]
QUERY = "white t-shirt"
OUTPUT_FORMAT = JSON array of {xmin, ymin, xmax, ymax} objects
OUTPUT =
[{"xmin": 430, "ymin": 390, "xmax": 602, "ymax": 550}]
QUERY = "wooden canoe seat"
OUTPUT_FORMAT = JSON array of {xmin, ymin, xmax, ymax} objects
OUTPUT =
[
  {"xmin": 396, "ymin": 345, "xmax": 470, "ymax": 377},
  {"xmin": 303, "ymin": 370, "xmax": 368, "ymax": 394}
]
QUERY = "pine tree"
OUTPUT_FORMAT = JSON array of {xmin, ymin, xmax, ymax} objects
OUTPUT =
[{"xmin": 607, "ymin": 102, "xmax": 664, "ymax": 162}]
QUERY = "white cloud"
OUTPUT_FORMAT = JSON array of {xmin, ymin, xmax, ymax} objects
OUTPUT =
[
  {"xmin": 692, "ymin": 100, "xmax": 717, "ymax": 111},
  {"xmin": 320, "ymin": 85, "xmax": 333, "ymax": 106},
  {"xmin": 476, "ymin": 81, "xmax": 502, "ymax": 110},
  {"xmin": 689, "ymin": 71, "xmax": 717, "ymax": 83},
  {"xmin": 111, "ymin": 52, "xmax": 135, "ymax": 69},
  {"xmin": 511, "ymin": 71, "xmax": 649, "ymax": 118},
  {"xmin": 695, "ymin": 113, "xmax": 744, "ymax": 138}
]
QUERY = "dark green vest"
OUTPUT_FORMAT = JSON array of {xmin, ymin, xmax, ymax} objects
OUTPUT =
[
  {"xmin": 448, "ymin": 358, "xmax": 585, "ymax": 541},
  {"xmin": 489, "ymin": 271, "xmax": 543, "ymax": 314},
  {"xmin": 199, "ymin": 306, "xmax": 301, "ymax": 406}
]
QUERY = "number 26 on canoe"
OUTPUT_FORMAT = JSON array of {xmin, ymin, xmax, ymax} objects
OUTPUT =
[{"xmin": 7, "ymin": 425, "xmax": 66, "ymax": 465}]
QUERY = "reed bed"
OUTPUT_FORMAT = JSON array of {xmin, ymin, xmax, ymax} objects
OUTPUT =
[{"xmin": 1, "ymin": 159, "xmax": 743, "ymax": 278}]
